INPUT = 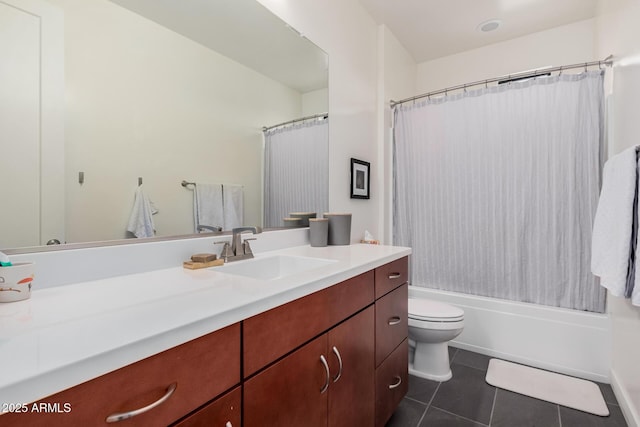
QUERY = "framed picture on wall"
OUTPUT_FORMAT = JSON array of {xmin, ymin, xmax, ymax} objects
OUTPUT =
[{"xmin": 350, "ymin": 158, "xmax": 370, "ymax": 199}]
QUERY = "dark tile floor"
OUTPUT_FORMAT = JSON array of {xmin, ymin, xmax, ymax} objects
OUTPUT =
[{"xmin": 386, "ymin": 347, "xmax": 628, "ymax": 427}]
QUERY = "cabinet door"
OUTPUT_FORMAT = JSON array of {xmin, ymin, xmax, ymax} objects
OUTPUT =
[
  {"xmin": 172, "ymin": 386, "xmax": 241, "ymax": 427},
  {"xmin": 244, "ymin": 335, "xmax": 329, "ymax": 427},
  {"xmin": 328, "ymin": 307, "xmax": 375, "ymax": 427}
]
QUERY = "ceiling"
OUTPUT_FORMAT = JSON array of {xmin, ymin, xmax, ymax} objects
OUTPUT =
[
  {"xmin": 108, "ymin": 0, "xmax": 328, "ymax": 93},
  {"xmin": 359, "ymin": 0, "xmax": 600, "ymax": 63}
]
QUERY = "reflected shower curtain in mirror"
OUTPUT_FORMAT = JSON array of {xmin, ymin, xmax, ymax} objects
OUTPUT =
[
  {"xmin": 263, "ymin": 119, "xmax": 329, "ymax": 228},
  {"xmin": 393, "ymin": 71, "xmax": 606, "ymax": 312}
]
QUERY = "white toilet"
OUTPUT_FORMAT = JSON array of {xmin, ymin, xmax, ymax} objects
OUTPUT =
[{"xmin": 408, "ymin": 297, "xmax": 464, "ymax": 381}]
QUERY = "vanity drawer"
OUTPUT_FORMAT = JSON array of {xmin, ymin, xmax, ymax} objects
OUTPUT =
[
  {"xmin": 1, "ymin": 323, "xmax": 240, "ymax": 427},
  {"xmin": 375, "ymin": 283, "xmax": 408, "ymax": 366},
  {"xmin": 375, "ymin": 339, "xmax": 409, "ymax": 427},
  {"xmin": 172, "ymin": 385, "xmax": 241, "ymax": 427},
  {"xmin": 243, "ymin": 271, "xmax": 374, "ymax": 377},
  {"xmin": 374, "ymin": 257, "xmax": 408, "ymax": 298}
]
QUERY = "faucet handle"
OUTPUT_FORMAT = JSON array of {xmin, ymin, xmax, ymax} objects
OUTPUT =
[
  {"xmin": 243, "ymin": 238, "xmax": 257, "ymax": 256},
  {"xmin": 214, "ymin": 241, "xmax": 233, "ymax": 262}
]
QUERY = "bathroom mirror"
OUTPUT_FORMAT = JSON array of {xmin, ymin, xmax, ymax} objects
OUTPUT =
[{"xmin": 0, "ymin": 0, "xmax": 328, "ymax": 251}]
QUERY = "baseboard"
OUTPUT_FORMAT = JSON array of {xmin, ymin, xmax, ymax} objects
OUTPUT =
[
  {"xmin": 450, "ymin": 341, "xmax": 609, "ymax": 384},
  {"xmin": 611, "ymin": 368, "xmax": 640, "ymax": 427}
]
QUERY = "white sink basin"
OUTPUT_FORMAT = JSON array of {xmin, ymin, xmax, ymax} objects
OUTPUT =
[{"xmin": 217, "ymin": 255, "xmax": 337, "ymax": 281}]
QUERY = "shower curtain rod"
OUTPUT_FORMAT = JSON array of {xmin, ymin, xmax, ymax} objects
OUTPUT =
[
  {"xmin": 390, "ymin": 55, "xmax": 613, "ymax": 108},
  {"xmin": 262, "ymin": 112, "xmax": 328, "ymax": 132}
]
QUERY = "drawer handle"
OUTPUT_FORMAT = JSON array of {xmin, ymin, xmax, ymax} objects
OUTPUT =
[
  {"xmin": 331, "ymin": 346, "xmax": 343, "ymax": 383},
  {"xmin": 105, "ymin": 382, "xmax": 177, "ymax": 423},
  {"xmin": 320, "ymin": 355, "xmax": 330, "ymax": 394},
  {"xmin": 388, "ymin": 272, "xmax": 402, "ymax": 280},
  {"xmin": 388, "ymin": 375, "xmax": 402, "ymax": 389},
  {"xmin": 388, "ymin": 316, "xmax": 402, "ymax": 326}
]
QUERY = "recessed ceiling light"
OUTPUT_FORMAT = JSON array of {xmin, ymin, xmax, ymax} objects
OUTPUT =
[{"xmin": 477, "ymin": 19, "xmax": 502, "ymax": 32}]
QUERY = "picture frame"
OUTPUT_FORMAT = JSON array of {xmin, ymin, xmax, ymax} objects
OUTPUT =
[{"xmin": 350, "ymin": 158, "xmax": 370, "ymax": 199}]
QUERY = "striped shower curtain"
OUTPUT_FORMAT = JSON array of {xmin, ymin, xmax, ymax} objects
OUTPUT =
[
  {"xmin": 263, "ymin": 119, "xmax": 329, "ymax": 228},
  {"xmin": 393, "ymin": 71, "xmax": 606, "ymax": 312}
]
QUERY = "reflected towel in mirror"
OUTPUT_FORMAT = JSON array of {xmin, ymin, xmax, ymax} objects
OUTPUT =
[
  {"xmin": 127, "ymin": 186, "xmax": 158, "ymax": 238},
  {"xmin": 194, "ymin": 183, "xmax": 224, "ymax": 233},
  {"xmin": 223, "ymin": 184, "xmax": 244, "ymax": 230}
]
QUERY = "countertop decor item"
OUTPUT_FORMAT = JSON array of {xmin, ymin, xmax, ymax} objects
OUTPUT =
[
  {"xmin": 309, "ymin": 218, "xmax": 329, "ymax": 247},
  {"xmin": 324, "ymin": 213, "xmax": 352, "ymax": 245},
  {"xmin": 350, "ymin": 158, "xmax": 370, "ymax": 199},
  {"xmin": 289, "ymin": 212, "xmax": 316, "ymax": 227},
  {"xmin": 0, "ymin": 262, "xmax": 34, "ymax": 303},
  {"xmin": 283, "ymin": 217, "xmax": 302, "ymax": 227}
]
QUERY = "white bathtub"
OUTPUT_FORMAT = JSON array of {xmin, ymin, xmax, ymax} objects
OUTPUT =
[{"xmin": 409, "ymin": 286, "xmax": 611, "ymax": 383}]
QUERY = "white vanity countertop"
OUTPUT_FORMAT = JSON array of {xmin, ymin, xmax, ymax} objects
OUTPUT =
[{"xmin": 0, "ymin": 243, "xmax": 410, "ymax": 406}]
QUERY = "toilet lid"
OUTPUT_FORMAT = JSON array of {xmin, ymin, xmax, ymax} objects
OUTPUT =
[{"xmin": 408, "ymin": 298, "xmax": 464, "ymax": 322}]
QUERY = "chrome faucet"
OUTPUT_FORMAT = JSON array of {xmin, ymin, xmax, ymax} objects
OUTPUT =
[{"xmin": 216, "ymin": 226, "xmax": 262, "ymax": 262}]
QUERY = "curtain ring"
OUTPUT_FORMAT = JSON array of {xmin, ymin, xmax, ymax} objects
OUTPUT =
[
  {"xmin": 485, "ymin": 80, "xmax": 488, "ymax": 89},
  {"xmin": 463, "ymin": 84, "xmax": 467, "ymax": 93},
  {"xmin": 559, "ymin": 66, "xmax": 563, "ymax": 76},
  {"xmin": 584, "ymin": 62, "xmax": 588, "ymax": 72}
]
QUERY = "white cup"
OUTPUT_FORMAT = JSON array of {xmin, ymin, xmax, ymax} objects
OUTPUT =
[{"xmin": 0, "ymin": 262, "xmax": 35, "ymax": 303}]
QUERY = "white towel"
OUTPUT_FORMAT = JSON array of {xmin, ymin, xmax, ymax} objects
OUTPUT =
[
  {"xmin": 194, "ymin": 183, "xmax": 224, "ymax": 233},
  {"xmin": 223, "ymin": 184, "xmax": 244, "ymax": 229},
  {"xmin": 591, "ymin": 146, "xmax": 638, "ymax": 297},
  {"xmin": 127, "ymin": 186, "xmax": 158, "ymax": 238}
]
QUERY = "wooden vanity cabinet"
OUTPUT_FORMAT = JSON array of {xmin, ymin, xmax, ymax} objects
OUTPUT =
[
  {"xmin": 244, "ymin": 306, "xmax": 375, "ymax": 427},
  {"xmin": 0, "ymin": 323, "xmax": 241, "ymax": 427},
  {"xmin": 244, "ymin": 256, "xmax": 410, "ymax": 427},
  {"xmin": 243, "ymin": 272, "xmax": 377, "ymax": 427},
  {"xmin": 374, "ymin": 259, "xmax": 409, "ymax": 427}
]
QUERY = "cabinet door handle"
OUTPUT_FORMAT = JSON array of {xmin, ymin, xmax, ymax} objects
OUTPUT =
[
  {"xmin": 388, "ymin": 316, "xmax": 402, "ymax": 326},
  {"xmin": 319, "ymin": 355, "xmax": 330, "ymax": 394},
  {"xmin": 388, "ymin": 376, "xmax": 402, "ymax": 389},
  {"xmin": 388, "ymin": 272, "xmax": 402, "ymax": 280},
  {"xmin": 331, "ymin": 346, "xmax": 343, "ymax": 383},
  {"xmin": 105, "ymin": 382, "xmax": 177, "ymax": 423}
]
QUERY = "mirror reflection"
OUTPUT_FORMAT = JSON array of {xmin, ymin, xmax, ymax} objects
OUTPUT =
[{"xmin": 0, "ymin": 0, "xmax": 328, "ymax": 251}]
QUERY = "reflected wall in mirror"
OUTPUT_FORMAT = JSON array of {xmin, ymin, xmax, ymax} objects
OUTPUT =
[{"xmin": 0, "ymin": 0, "xmax": 328, "ymax": 251}]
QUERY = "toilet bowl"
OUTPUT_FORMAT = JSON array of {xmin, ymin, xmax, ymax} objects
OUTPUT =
[{"xmin": 408, "ymin": 297, "xmax": 464, "ymax": 381}]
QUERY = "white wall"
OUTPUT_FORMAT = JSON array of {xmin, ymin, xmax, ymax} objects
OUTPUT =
[
  {"xmin": 301, "ymin": 88, "xmax": 329, "ymax": 116},
  {"xmin": 378, "ymin": 25, "xmax": 417, "ymax": 244},
  {"xmin": 595, "ymin": 1, "xmax": 640, "ymax": 425},
  {"xmin": 415, "ymin": 19, "xmax": 597, "ymax": 94},
  {"xmin": 257, "ymin": 0, "xmax": 380, "ymax": 243},
  {"xmin": 52, "ymin": 0, "xmax": 304, "ymax": 243}
]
